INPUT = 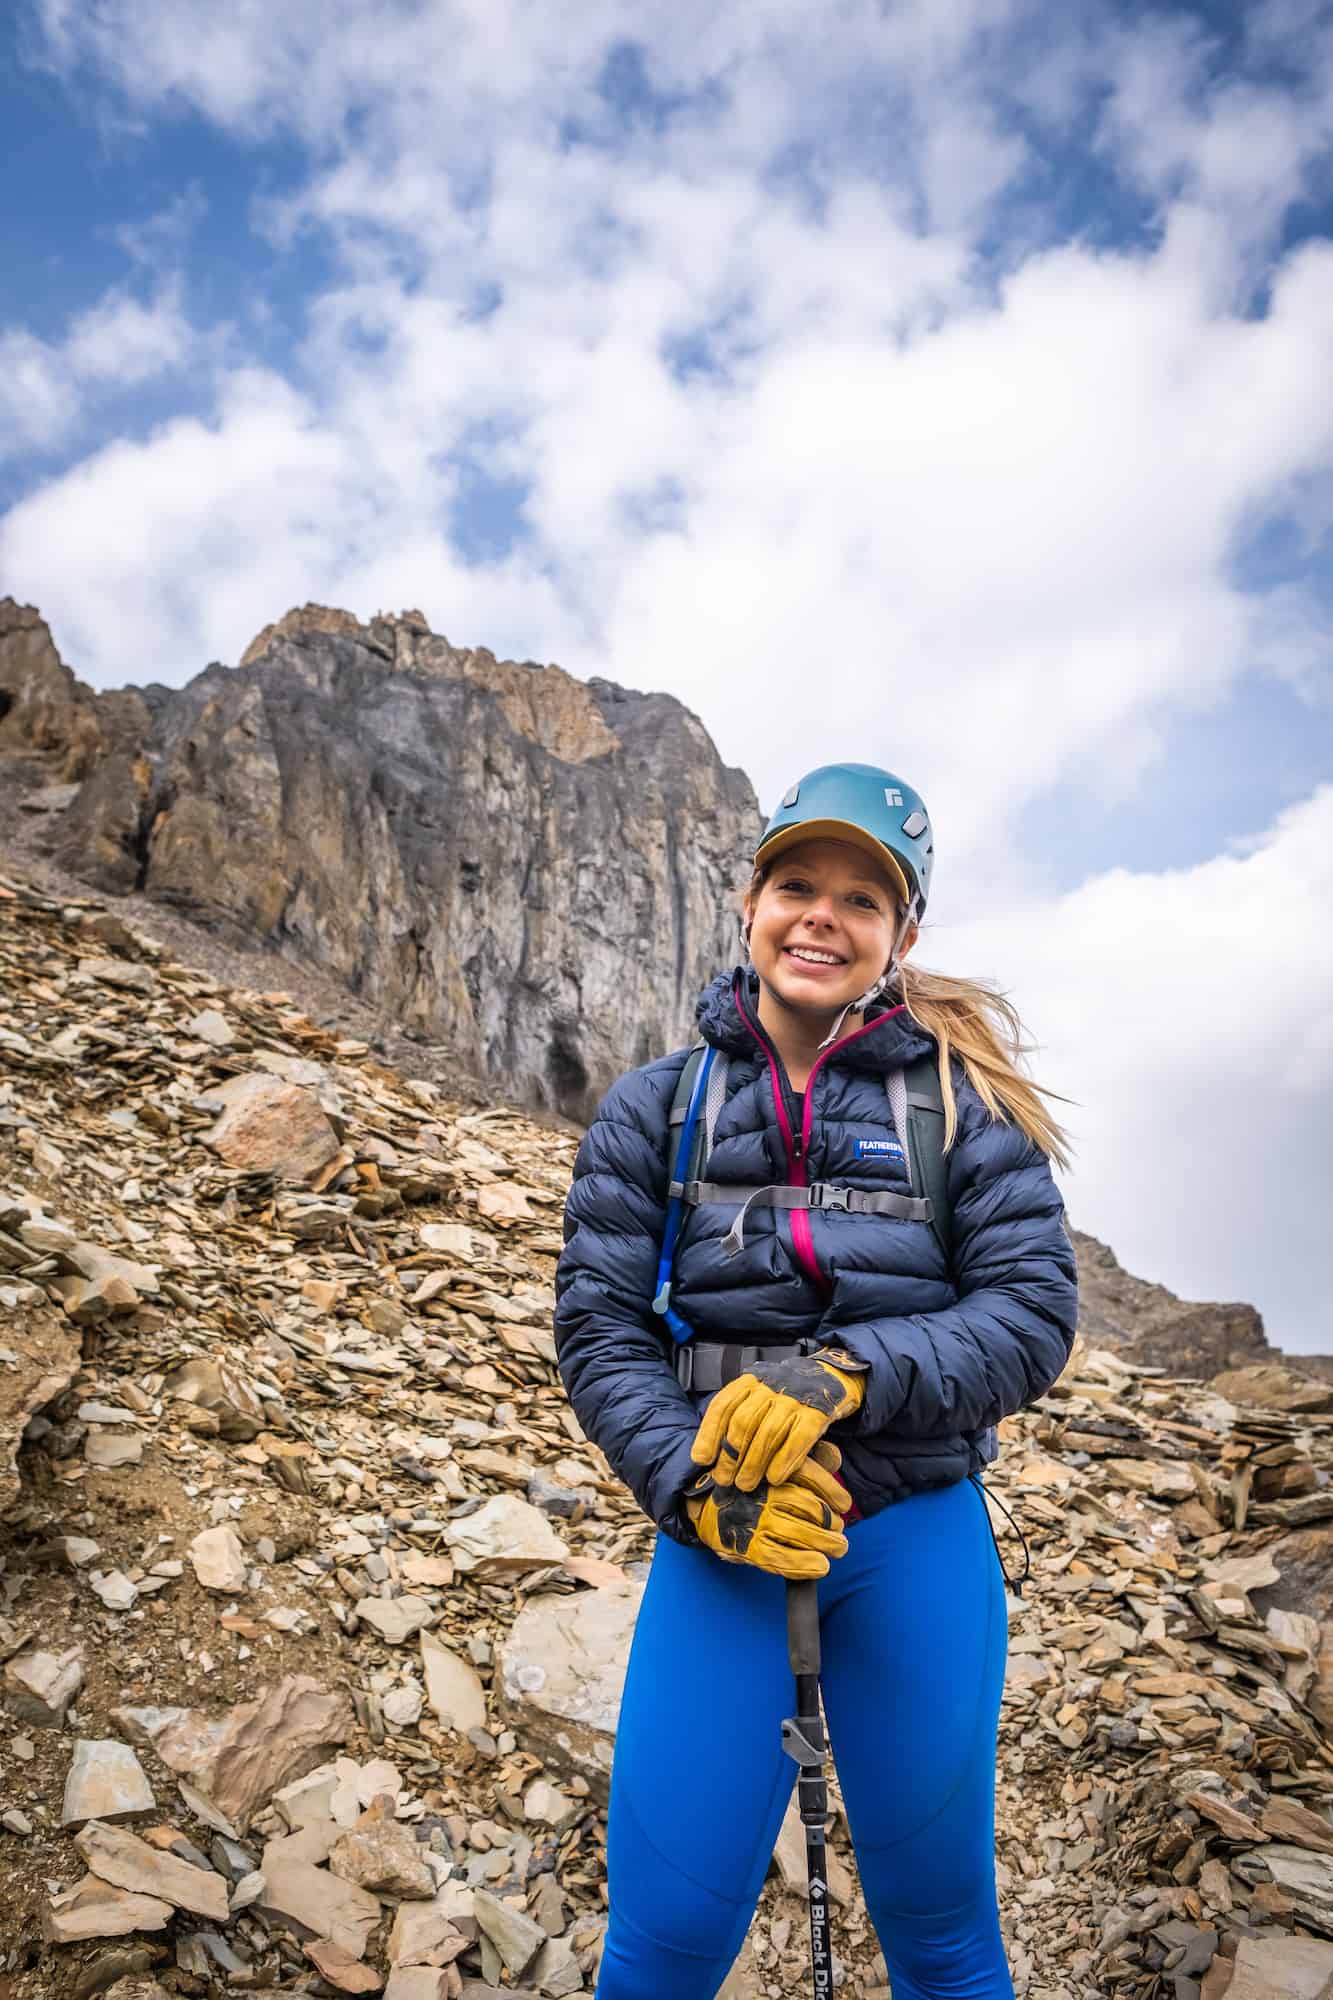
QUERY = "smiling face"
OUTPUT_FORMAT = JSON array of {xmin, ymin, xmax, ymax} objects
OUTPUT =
[{"xmin": 743, "ymin": 837, "xmax": 915, "ymax": 1023}]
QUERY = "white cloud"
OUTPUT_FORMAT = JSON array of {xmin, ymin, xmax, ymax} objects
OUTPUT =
[
  {"xmin": 0, "ymin": 331, "xmax": 76, "ymax": 454},
  {"xmin": 1101, "ymin": 3, "xmax": 1333, "ymax": 250},
  {"xmin": 0, "ymin": 284, "xmax": 196, "ymax": 461},
  {"xmin": 930, "ymin": 784, "xmax": 1333, "ymax": 1353}
]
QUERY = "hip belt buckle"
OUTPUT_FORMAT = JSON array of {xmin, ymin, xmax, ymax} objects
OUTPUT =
[{"xmin": 809, "ymin": 1183, "xmax": 851, "ymax": 1212}]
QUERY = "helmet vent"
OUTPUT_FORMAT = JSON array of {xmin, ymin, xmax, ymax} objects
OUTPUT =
[
  {"xmin": 902, "ymin": 810, "xmax": 929, "ymax": 839},
  {"xmin": 780, "ymin": 782, "xmax": 800, "ymax": 808}
]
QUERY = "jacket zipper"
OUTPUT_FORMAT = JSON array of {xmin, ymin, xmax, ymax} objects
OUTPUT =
[{"xmin": 732, "ymin": 973, "xmax": 906, "ymax": 1291}]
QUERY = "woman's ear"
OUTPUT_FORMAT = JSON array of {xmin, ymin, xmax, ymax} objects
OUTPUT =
[{"xmin": 899, "ymin": 921, "xmax": 920, "ymax": 961}]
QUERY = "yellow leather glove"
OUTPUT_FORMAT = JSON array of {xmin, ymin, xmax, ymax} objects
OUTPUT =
[
  {"xmin": 685, "ymin": 1442, "xmax": 852, "ymax": 1580},
  {"xmin": 691, "ymin": 1349, "xmax": 866, "ymax": 1492}
]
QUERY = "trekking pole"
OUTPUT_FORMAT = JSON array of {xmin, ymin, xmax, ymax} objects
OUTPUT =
[{"xmin": 782, "ymin": 1579, "xmax": 833, "ymax": 1996}]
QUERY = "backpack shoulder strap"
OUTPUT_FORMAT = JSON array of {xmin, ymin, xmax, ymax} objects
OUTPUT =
[
  {"xmin": 667, "ymin": 1044, "xmax": 707, "ymax": 1184},
  {"xmin": 667, "ymin": 1042, "xmax": 729, "ymax": 1186},
  {"xmin": 900, "ymin": 1052, "xmax": 951, "ymax": 1263}
]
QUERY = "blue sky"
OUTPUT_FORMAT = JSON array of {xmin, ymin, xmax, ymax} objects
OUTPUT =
[{"xmin": 3, "ymin": 0, "xmax": 1333, "ymax": 1350}]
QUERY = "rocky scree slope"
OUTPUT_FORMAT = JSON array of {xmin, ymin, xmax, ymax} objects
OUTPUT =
[
  {"xmin": 0, "ymin": 598, "xmax": 761, "ymax": 1125},
  {"xmin": 4, "ymin": 870, "xmax": 1333, "ymax": 1999}
]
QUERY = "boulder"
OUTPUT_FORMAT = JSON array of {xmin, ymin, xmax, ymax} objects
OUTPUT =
[
  {"xmin": 200, "ymin": 1072, "xmax": 343, "ymax": 1183},
  {"xmin": 328, "ymin": 1794, "xmax": 434, "ymax": 1899},
  {"xmin": 163, "ymin": 1355, "xmax": 265, "ymax": 1441}
]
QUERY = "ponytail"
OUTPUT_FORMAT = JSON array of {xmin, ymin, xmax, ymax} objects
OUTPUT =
[{"xmin": 898, "ymin": 961, "xmax": 1071, "ymax": 1170}]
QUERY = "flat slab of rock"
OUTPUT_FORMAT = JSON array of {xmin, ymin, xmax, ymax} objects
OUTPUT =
[
  {"xmin": 531, "ymin": 1935, "xmax": 583, "ymax": 1997},
  {"xmin": 473, "ymin": 1887, "xmax": 546, "ymax": 1978},
  {"xmin": 44, "ymin": 1874, "xmax": 173, "ymax": 1942},
  {"xmin": 65, "ymin": 1241, "xmax": 159, "ymax": 1296},
  {"xmin": 1216, "ymin": 1933, "xmax": 1333, "ymax": 1999},
  {"xmin": 356, "ymin": 1594, "xmax": 434, "ymax": 1645},
  {"xmin": 62, "ymin": 1740, "xmax": 155, "ymax": 1824},
  {"xmin": 85, "ymin": 1430, "xmax": 144, "ymax": 1468},
  {"xmin": 389, "ymin": 1895, "xmax": 471, "ymax": 1967},
  {"xmin": 305, "ymin": 1938, "xmax": 384, "ymax": 1992},
  {"xmin": 523, "ymin": 1778, "xmax": 577, "ymax": 1828},
  {"xmin": 498, "ymin": 1580, "xmax": 642, "ymax": 1799},
  {"xmin": 76, "ymin": 1820, "xmax": 230, "ymax": 1920},
  {"xmin": 386, "ymin": 1972, "xmax": 456, "ymax": 2000},
  {"xmin": 114, "ymin": 1675, "xmax": 352, "ymax": 1831},
  {"xmin": 1102, "ymin": 1457, "xmax": 1196, "ymax": 1499},
  {"xmin": 79, "ymin": 956, "xmax": 157, "ymax": 994},
  {"xmin": 421, "ymin": 1631, "xmax": 487, "ymax": 1734},
  {"xmin": 258, "ymin": 1852, "xmax": 381, "ymax": 1957},
  {"xmin": 4, "ymin": 1643, "xmax": 84, "ymax": 1725},
  {"xmin": 443, "ymin": 1495, "xmax": 568, "ymax": 1576},
  {"xmin": 1252, "ymin": 1843, "xmax": 1333, "ymax": 1931}
]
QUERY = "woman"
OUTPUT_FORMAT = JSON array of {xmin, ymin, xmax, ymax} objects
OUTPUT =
[{"xmin": 555, "ymin": 762, "xmax": 1077, "ymax": 2000}]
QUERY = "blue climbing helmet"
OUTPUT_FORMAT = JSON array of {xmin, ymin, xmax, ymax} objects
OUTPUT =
[{"xmin": 755, "ymin": 762, "xmax": 934, "ymax": 924}]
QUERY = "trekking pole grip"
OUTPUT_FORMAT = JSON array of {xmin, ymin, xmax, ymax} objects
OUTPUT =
[{"xmin": 786, "ymin": 1578, "xmax": 821, "ymax": 1677}]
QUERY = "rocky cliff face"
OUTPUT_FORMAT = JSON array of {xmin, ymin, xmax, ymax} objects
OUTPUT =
[{"xmin": 0, "ymin": 600, "xmax": 761, "ymax": 1121}]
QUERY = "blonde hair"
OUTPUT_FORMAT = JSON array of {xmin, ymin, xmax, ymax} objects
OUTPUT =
[
  {"xmin": 744, "ymin": 863, "xmax": 1070, "ymax": 1170},
  {"xmin": 897, "ymin": 961, "xmax": 1071, "ymax": 1171}
]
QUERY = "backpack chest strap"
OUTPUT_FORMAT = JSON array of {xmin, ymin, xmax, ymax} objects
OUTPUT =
[
  {"xmin": 674, "ymin": 1336, "xmax": 820, "ymax": 1394},
  {"xmin": 675, "ymin": 1178, "xmax": 934, "ymax": 1257}
]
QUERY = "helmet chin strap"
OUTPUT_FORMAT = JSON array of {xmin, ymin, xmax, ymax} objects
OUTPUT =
[{"xmin": 815, "ymin": 908, "xmax": 915, "ymax": 1052}]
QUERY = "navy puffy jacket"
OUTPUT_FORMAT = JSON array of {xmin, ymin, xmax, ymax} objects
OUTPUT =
[{"xmin": 555, "ymin": 969, "xmax": 1078, "ymax": 1538}]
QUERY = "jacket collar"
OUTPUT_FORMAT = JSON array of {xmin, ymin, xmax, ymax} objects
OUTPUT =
[{"xmin": 695, "ymin": 966, "xmax": 935, "ymax": 1074}]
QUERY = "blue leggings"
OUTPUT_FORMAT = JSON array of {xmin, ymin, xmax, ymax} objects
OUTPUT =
[{"xmin": 597, "ymin": 1477, "xmax": 1012, "ymax": 2000}]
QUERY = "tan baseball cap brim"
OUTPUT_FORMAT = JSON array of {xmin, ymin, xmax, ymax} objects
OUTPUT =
[{"xmin": 755, "ymin": 820, "xmax": 911, "ymax": 910}]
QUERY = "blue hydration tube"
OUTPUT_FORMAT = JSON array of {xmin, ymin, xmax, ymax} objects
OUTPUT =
[{"xmin": 651, "ymin": 1045, "xmax": 716, "ymax": 1346}]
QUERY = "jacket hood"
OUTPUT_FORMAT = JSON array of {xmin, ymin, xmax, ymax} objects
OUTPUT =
[{"xmin": 695, "ymin": 966, "xmax": 936, "ymax": 1075}]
